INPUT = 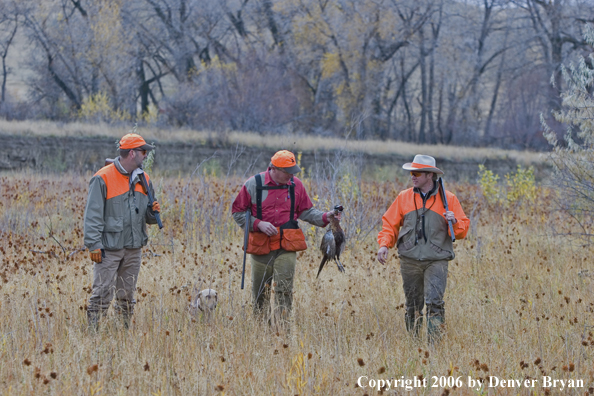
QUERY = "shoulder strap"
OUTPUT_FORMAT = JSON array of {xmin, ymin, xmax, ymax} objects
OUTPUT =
[
  {"xmin": 255, "ymin": 173, "xmax": 263, "ymax": 220},
  {"xmin": 289, "ymin": 177, "xmax": 295, "ymax": 220},
  {"xmin": 254, "ymin": 173, "xmax": 295, "ymax": 220}
]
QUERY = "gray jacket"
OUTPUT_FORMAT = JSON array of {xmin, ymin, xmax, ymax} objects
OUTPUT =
[{"xmin": 84, "ymin": 158, "xmax": 157, "ymax": 251}]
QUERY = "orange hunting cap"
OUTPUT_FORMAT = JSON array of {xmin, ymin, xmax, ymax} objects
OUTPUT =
[
  {"xmin": 119, "ymin": 133, "xmax": 154, "ymax": 151},
  {"xmin": 271, "ymin": 150, "xmax": 301, "ymax": 174}
]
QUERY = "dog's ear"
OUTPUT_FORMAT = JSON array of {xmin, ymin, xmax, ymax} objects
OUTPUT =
[{"xmin": 189, "ymin": 287, "xmax": 200, "ymax": 309}]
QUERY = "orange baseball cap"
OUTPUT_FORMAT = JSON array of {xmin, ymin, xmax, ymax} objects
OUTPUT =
[
  {"xmin": 119, "ymin": 133, "xmax": 154, "ymax": 151},
  {"xmin": 271, "ymin": 150, "xmax": 301, "ymax": 174}
]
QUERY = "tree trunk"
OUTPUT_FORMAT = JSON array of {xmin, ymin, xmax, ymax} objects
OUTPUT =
[
  {"xmin": 0, "ymin": 21, "xmax": 17, "ymax": 103},
  {"xmin": 1, "ymin": 53, "xmax": 7, "ymax": 103},
  {"xmin": 137, "ymin": 59, "xmax": 150, "ymax": 115},
  {"xmin": 427, "ymin": 5, "xmax": 442, "ymax": 145},
  {"xmin": 437, "ymin": 78, "xmax": 444, "ymax": 143},
  {"xmin": 418, "ymin": 27, "xmax": 427, "ymax": 144},
  {"xmin": 547, "ymin": 0, "xmax": 564, "ymax": 111},
  {"xmin": 262, "ymin": 0, "xmax": 283, "ymax": 50},
  {"xmin": 47, "ymin": 55, "xmax": 81, "ymax": 109},
  {"xmin": 485, "ymin": 19, "xmax": 510, "ymax": 139}
]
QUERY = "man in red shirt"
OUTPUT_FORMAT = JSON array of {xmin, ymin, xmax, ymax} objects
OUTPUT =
[{"xmin": 232, "ymin": 150, "xmax": 340, "ymax": 328}]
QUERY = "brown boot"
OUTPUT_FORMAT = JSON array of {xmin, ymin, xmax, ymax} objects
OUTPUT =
[
  {"xmin": 405, "ymin": 312, "xmax": 423, "ymax": 337},
  {"xmin": 87, "ymin": 310, "xmax": 101, "ymax": 332},
  {"xmin": 427, "ymin": 315, "xmax": 445, "ymax": 344}
]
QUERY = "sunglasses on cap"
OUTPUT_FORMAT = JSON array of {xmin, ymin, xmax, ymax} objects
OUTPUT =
[{"xmin": 410, "ymin": 171, "xmax": 427, "ymax": 177}]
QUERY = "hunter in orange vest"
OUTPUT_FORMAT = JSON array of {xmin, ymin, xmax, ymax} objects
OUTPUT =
[
  {"xmin": 377, "ymin": 155, "xmax": 469, "ymax": 342},
  {"xmin": 83, "ymin": 133, "xmax": 161, "ymax": 330}
]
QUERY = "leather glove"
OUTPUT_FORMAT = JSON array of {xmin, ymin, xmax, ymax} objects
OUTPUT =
[
  {"xmin": 89, "ymin": 249, "xmax": 102, "ymax": 263},
  {"xmin": 152, "ymin": 201, "xmax": 161, "ymax": 212}
]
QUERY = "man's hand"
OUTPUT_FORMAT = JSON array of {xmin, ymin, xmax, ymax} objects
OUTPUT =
[
  {"xmin": 152, "ymin": 201, "xmax": 161, "ymax": 213},
  {"xmin": 257, "ymin": 221, "xmax": 278, "ymax": 236},
  {"xmin": 90, "ymin": 249, "xmax": 102, "ymax": 263},
  {"xmin": 377, "ymin": 246, "xmax": 389, "ymax": 264},
  {"xmin": 327, "ymin": 211, "xmax": 342, "ymax": 221},
  {"xmin": 444, "ymin": 211, "xmax": 457, "ymax": 224}
]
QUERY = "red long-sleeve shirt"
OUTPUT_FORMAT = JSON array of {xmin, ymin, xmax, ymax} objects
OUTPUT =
[{"xmin": 232, "ymin": 169, "xmax": 328, "ymax": 231}]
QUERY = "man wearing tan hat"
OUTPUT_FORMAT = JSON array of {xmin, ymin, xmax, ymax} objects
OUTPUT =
[
  {"xmin": 377, "ymin": 154, "xmax": 469, "ymax": 342},
  {"xmin": 83, "ymin": 133, "xmax": 161, "ymax": 330},
  {"xmin": 232, "ymin": 150, "xmax": 341, "ymax": 329}
]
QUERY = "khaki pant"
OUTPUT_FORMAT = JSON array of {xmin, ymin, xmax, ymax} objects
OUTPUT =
[
  {"xmin": 251, "ymin": 250, "xmax": 296, "ymax": 326},
  {"xmin": 88, "ymin": 248, "xmax": 142, "ymax": 317},
  {"xmin": 400, "ymin": 257, "xmax": 448, "ymax": 324}
]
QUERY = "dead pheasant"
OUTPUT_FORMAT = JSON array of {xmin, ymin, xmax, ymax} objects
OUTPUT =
[{"xmin": 317, "ymin": 205, "xmax": 345, "ymax": 278}]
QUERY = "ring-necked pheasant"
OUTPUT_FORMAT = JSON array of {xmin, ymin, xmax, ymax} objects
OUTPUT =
[{"xmin": 317, "ymin": 205, "xmax": 345, "ymax": 278}]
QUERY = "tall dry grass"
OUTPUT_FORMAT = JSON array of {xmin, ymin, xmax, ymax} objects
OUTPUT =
[{"xmin": 0, "ymin": 168, "xmax": 592, "ymax": 395}]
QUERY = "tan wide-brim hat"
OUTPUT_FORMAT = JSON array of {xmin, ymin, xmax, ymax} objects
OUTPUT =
[{"xmin": 402, "ymin": 154, "xmax": 444, "ymax": 175}]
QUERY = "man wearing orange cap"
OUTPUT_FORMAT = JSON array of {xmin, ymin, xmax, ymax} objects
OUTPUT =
[
  {"xmin": 376, "ymin": 155, "xmax": 469, "ymax": 342},
  {"xmin": 83, "ymin": 133, "xmax": 161, "ymax": 330},
  {"xmin": 232, "ymin": 150, "xmax": 341, "ymax": 328}
]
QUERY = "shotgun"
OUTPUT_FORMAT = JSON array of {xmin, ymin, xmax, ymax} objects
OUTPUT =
[
  {"xmin": 105, "ymin": 158, "xmax": 163, "ymax": 229},
  {"xmin": 438, "ymin": 177, "xmax": 455, "ymax": 242},
  {"xmin": 138, "ymin": 172, "xmax": 163, "ymax": 229},
  {"xmin": 241, "ymin": 210, "xmax": 250, "ymax": 290}
]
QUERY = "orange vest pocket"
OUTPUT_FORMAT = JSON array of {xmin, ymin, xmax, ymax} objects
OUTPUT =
[
  {"xmin": 269, "ymin": 228, "xmax": 281, "ymax": 251},
  {"xmin": 246, "ymin": 232, "xmax": 271, "ymax": 255},
  {"xmin": 281, "ymin": 228, "xmax": 307, "ymax": 252}
]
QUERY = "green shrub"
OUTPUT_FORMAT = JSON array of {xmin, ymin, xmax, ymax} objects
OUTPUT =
[
  {"xmin": 478, "ymin": 164, "xmax": 537, "ymax": 207},
  {"xmin": 478, "ymin": 164, "xmax": 500, "ymax": 205},
  {"xmin": 79, "ymin": 92, "xmax": 130, "ymax": 123},
  {"xmin": 505, "ymin": 165, "xmax": 536, "ymax": 204}
]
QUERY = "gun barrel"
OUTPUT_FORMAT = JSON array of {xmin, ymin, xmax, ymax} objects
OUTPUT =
[
  {"xmin": 139, "ymin": 173, "xmax": 163, "ymax": 229},
  {"xmin": 104, "ymin": 159, "xmax": 162, "ymax": 228},
  {"xmin": 438, "ymin": 178, "xmax": 455, "ymax": 242}
]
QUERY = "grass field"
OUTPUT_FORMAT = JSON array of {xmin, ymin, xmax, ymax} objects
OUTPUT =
[{"xmin": 0, "ymin": 166, "xmax": 592, "ymax": 395}]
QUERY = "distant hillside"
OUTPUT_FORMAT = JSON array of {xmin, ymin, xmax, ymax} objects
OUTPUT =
[{"xmin": 0, "ymin": 120, "xmax": 551, "ymax": 182}]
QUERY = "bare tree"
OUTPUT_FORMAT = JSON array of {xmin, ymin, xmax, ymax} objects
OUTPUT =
[
  {"xmin": 513, "ymin": 0, "xmax": 591, "ymax": 111},
  {"xmin": 1, "ymin": 0, "xmax": 591, "ymax": 148},
  {"xmin": 0, "ymin": 0, "xmax": 19, "ymax": 104},
  {"xmin": 20, "ymin": 0, "xmax": 137, "ymax": 118}
]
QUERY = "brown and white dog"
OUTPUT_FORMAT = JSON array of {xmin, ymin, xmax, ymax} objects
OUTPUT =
[{"xmin": 189, "ymin": 288, "xmax": 218, "ymax": 318}]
